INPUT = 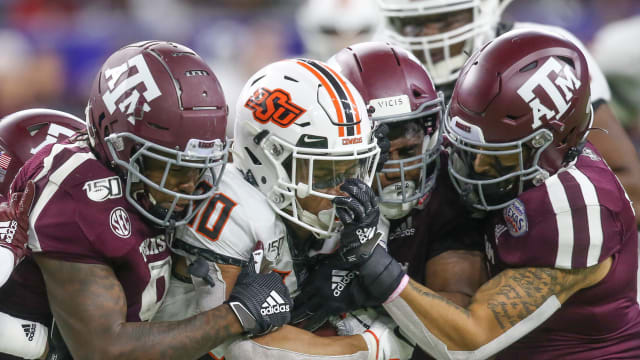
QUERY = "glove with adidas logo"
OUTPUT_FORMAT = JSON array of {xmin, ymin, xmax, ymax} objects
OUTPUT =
[
  {"xmin": 0, "ymin": 181, "xmax": 35, "ymax": 267},
  {"xmin": 291, "ymin": 263, "xmax": 361, "ymax": 331},
  {"xmin": 225, "ymin": 258, "xmax": 292, "ymax": 337},
  {"xmin": 333, "ymin": 178, "xmax": 381, "ymax": 267}
]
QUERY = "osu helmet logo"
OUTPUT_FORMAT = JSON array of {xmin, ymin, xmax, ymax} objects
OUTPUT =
[{"xmin": 244, "ymin": 87, "xmax": 306, "ymax": 128}]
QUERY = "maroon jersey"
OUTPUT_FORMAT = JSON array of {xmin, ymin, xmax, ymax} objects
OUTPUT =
[
  {"xmin": 485, "ymin": 143, "xmax": 640, "ymax": 359},
  {"xmin": 0, "ymin": 139, "xmax": 171, "ymax": 325},
  {"xmin": 387, "ymin": 151, "xmax": 484, "ymax": 285},
  {"xmin": 387, "ymin": 152, "xmax": 484, "ymax": 360}
]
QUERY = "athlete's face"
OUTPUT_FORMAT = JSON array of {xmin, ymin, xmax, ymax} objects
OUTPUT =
[
  {"xmin": 377, "ymin": 120, "xmax": 425, "ymax": 190},
  {"xmin": 295, "ymin": 158, "xmax": 364, "ymax": 214},
  {"xmin": 142, "ymin": 155, "xmax": 200, "ymax": 212},
  {"xmin": 389, "ymin": 9, "xmax": 473, "ymax": 64}
]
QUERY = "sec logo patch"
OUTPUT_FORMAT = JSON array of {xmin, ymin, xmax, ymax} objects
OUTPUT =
[
  {"xmin": 503, "ymin": 199, "xmax": 528, "ymax": 237},
  {"xmin": 110, "ymin": 207, "xmax": 131, "ymax": 238}
]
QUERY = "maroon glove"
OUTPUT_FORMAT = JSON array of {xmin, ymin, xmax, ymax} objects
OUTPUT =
[{"xmin": 0, "ymin": 181, "xmax": 35, "ymax": 266}]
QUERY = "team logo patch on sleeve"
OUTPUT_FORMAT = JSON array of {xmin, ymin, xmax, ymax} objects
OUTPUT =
[
  {"xmin": 503, "ymin": 199, "xmax": 528, "ymax": 237},
  {"xmin": 83, "ymin": 176, "xmax": 123, "ymax": 201},
  {"xmin": 110, "ymin": 207, "xmax": 132, "ymax": 238}
]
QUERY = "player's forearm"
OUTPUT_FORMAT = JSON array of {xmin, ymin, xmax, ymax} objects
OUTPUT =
[
  {"xmin": 101, "ymin": 304, "xmax": 243, "ymax": 359},
  {"xmin": 399, "ymin": 279, "xmax": 491, "ymax": 350},
  {"xmin": 252, "ymin": 324, "xmax": 367, "ymax": 355}
]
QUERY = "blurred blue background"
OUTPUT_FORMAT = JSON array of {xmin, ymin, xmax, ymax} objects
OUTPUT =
[{"xmin": 0, "ymin": 0, "xmax": 638, "ymax": 136}]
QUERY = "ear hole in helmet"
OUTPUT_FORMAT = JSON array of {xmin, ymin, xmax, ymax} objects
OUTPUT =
[
  {"xmin": 244, "ymin": 147, "xmax": 262, "ymax": 165},
  {"xmin": 519, "ymin": 60, "xmax": 538, "ymax": 73},
  {"xmin": 27, "ymin": 123, "xmax": 47, "ymax": 135},
  {"xmin": 282, "ymin": 154, "xmax": 293, "ymax": 179},
  {"xmin": 557, "ymin": 56, "xmax": 575, "ymax": 69}
]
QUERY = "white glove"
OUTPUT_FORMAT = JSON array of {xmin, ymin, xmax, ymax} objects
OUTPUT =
[{"xmin": 360, "ymin": 316, "xmax": 415, "ymax": 360}]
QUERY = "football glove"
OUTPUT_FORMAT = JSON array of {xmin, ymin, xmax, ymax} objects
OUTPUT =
[
  {"xmin": 373, "ymin": 124, "xmax": 390, "ymax": 173},
  {"xmin": 226, "ymin": 257, "xmax": 292, "ymax": 337},
  {"xmin": 0, "ymin": 181, "xmax": 35, "ymax": 266},
  {"xmin": 332, "ymin": 178, "xmax": 381, "ymax": 267}
]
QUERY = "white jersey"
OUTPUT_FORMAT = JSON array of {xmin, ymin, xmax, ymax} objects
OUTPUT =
[{"xmin": 511, "ymin": 22, "xmax": 611, "ymax": 103}]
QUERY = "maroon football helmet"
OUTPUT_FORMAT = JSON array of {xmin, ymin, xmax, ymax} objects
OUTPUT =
[
  {"xmin": 0, "ymin": 108, "xmax": 84, "ymax": 198},
  {"xmin": 329, "ymin": 42, "xmax": 444, "ymax": 219},
  {"xmin": 445, "ymin": 29, "xmax": 593, "ymax": 211},
  {"xmin": 86, "ymin": 41, "xmax": 229, "ymax": 227}
]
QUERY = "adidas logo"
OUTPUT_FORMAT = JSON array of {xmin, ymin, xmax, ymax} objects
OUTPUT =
[
  {"xmin": 389, "ymin": 217, "xmax": 415, "ymax": 241},
  {"xmin": 260, "ymin": 291, "xmax": 289, "ymax": 315},
  {"xmin": 356, "ymin": 227, "xmax": 375, "ymax": 244},
  {"xmin": 22, "ymin": 323, "xmax": 36, "ymax": 341},
  {"xmin": 0, "ymin": 220, "xmax": 17, "ymax": 243},
  {"xmin": 331, "ymin": 270, "xmax": 356, "ymax": 297}
]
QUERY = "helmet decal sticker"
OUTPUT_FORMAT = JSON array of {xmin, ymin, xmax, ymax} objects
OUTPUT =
[
  {"xmin": 244, "ymin": 87, "xmax": 306, "ymax": 128},
  {"xmin": 516, "ymin": 57, "xmax": 582, "ymax": 129},
  {"xmin": 101, "ymin": 54, "xmax": 162, "ymax": 125},
  {"xmin": 296, "ymin": 59, "xmax": 361, "ymax": 137}
]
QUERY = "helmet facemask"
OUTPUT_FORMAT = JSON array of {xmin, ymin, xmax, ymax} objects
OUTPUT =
[
  {"xmin": 259, "ymin": 133, "xmax": 379, "ymax": 238},
  {"xmin": 378, "ymin": 0, "xmax": 511, "ymax": 85},
  {"xmin": 446, "ymin": 115, "xmax": 553, "ymax": 211},
  {"xmin": 105, "ymin": 131, "xmax": 228, "ymax": 228},
  {"xmin": 374, "ymin": 96, "xmax": 443, "ymax": 219}
]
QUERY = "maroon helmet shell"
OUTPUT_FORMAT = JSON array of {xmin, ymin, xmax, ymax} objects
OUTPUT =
[
  {"xmin": 0, "ymin": 108, "xmax": 84, "ymax": 196},
  {"xmin": 86, "ymin": 40, "xmax": 228, "ymax": 170},
  {"xmin": 329, "ymin": 41, "xmax": 444, "ymax": 219},
  {"xmin": 449, "ymin": 28, "xmax": 591, "ymax": 174},
  {"xmin": 86, "ymin": 41, "xmax": 229, "ymax": 227},
  {"xmin": 446, "ymin": 29, "xmax": 592, "ymax": 211}
]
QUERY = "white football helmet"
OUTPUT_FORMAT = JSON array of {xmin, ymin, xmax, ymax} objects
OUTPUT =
[
  {"xmin": 233, "ymin": 59, "xmax": 380, "ymax": 238},
  {"xmin": 296, "ymin": 0, "xmax": 379, "ymax": 60},
  {"xmin": 377, "ymin": 0, "xmax": 512, "ymax": 85}
]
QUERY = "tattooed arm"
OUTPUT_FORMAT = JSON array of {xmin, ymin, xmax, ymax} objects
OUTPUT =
[
  {"xmin": 394, "ymin": 257, "xmax": 612, "ymax": 351},
  {"xmin": 36, "ymin": 255, "xmax": 243, "ymax": 360}
]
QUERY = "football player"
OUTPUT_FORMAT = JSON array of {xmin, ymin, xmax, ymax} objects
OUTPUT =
[
  {"xmin": 0, "ymin": 41, "xmax": 291, "ymax": 359},
  {"xmin": 154, "ymin": 58, "xmax": 414, "ymax": 360},
  {"xmin": 296, "ymin": 0, "xmax": 379, "ymax": 61},
  {"xmin": 377, "ymin": 0, "xmax": 640, "ymax": 224},
  {"xmin": 300, "ymin": 41, "xmax": 485, "ymax": 360},
  {"xmin": 305, "ymin": 29, "xmax": 640, "ymax": 359},
  {"xmin": 0, "ymin": 109, "xmax": 84, "ymax": 287}
]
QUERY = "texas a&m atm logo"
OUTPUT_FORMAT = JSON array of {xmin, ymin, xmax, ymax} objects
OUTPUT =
[
  {"xmin": 101, "ymin": 54, "xmax": 162, "ymax": 126},
  {"xmin": 244, "ymin": 87, "xmax": 306, "ymax": 128},
  {"xmin": 516, "ymin": 57, "xmax": 582, "ymax": 129}
]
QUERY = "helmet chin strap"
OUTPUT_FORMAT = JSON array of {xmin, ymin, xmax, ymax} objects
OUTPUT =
[
  {"xmin": 378, "ymin": 181, "xmax": 418, "ymax": 220},
  {"xmin": 295, "ymin": 200, "xmax": 339, "ymax": 238},
  {"xmin": 134, "ymin": 188, "xmax": 187, "ymax": 229}
]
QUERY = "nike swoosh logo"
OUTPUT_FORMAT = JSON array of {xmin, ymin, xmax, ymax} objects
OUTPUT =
[{"xmin": 302, "ymin": 136, "xmax": 324, "ymax": 143}]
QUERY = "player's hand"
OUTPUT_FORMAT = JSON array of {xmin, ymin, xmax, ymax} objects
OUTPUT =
[
  {"xmin": 291, "ymin": 261, "xmax": 361, "ymax": 331},
  {"xmin": 225, "ymin": 257, "xmax": 292, "ymax": 337},
  {"xmin": 332, "ymin": 178, "xmax": 381, "ymax": 266},
  {"xmin": 373, "ymin": 124, "xmax": 390, "ymax": 172},
  {"xmin": 0, "ymin": 180, "xmax": 35, "ymax": 266}
]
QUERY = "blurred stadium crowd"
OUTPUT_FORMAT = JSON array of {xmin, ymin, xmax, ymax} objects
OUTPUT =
[{"xmin": 0, "ymin": 0, "xmax": 638, "ymax": 140}]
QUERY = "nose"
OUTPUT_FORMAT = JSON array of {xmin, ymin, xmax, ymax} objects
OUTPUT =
[
  {"xmin": 176, "ymin": 174, "xmax": 197, "ymax": 194},
  {"xmin": 473, "ymin": 154, "xmax": 496, "ymax": 177}
]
